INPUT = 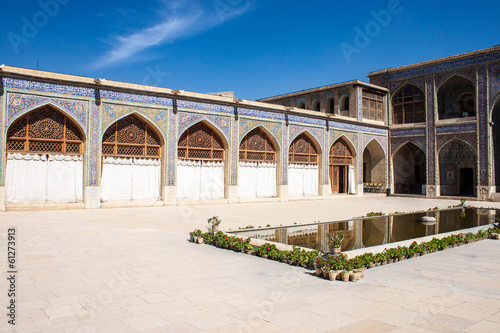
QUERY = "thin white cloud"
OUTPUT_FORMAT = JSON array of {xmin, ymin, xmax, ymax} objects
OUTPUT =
[{"xmin": 93, "ymin": 0, "xmax": 255, "ymax": 69}]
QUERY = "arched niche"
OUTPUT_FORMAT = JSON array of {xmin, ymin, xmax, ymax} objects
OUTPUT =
[
  {"xmin": 438, "ymin": 75, "xmax": 476, "ymax": 120},
  {"xmin": 438, "ymin": 139, "xmax": 476, "ymax": 196},
  {"xmin": 393, "ymin": 142, "xmax": 426, "ymax": 194}
]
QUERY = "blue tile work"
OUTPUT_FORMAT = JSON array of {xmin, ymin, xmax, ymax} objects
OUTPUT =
[
  {"xmin": 6, "ymin": 92, "xmax": 88, "ymax": 133},
  {"xmin": 390, "ymin": 81, "xmax": 404, "ymax": 92},
  {"xmin": 437, "ymin": 133, "xmax": 477, "ymax": 154},
  {"xmin": 0, "ymin": 92, "xmax": 3, "ymax": 186},
  {"xmin": 4, "ymin": 77, "xmax": 94, "ymax": 97},
  {"xmin": 324, "ymin": 93, "xmax": 334, "ymax": 99},
  {"xmin": 328, "ymin": 120, "xmax": 386, "ymax": 135},
  {"xmin": 436, "ymin": 124, "xmax": 477, "ymax": 133},
  {"xmin": 426, "ymin": 76, "xmax": 436, "ymax": 185},
  {"xmin": 177, "ymin": 112, "xmax": 231, "ymax": 142},
  {"xmin": 357, "ymin": 87, "xmax": 362, "ymax": 122},
  {"xmin": 101, "ymin": 90, "xmax": 172, "ymax": 106},
  {"xmin": 490, "ymin": 65, "xmax": 500, "ymax": 106},
  {"xmin": 282, "ymin": 126, "xmax": 288, "ymax": 185},
  {"xmin": 391, "ymin": 137, "xmax": 426, "ymax": 154},
  {"xmin": 435, "ymin": 67, "xmax": 476, "ymax": 88},
  {"xmin": 358, "ymin": 133, "xmax": 363, "ymax": 184},
  {"xmin": 239, "ymin": 118, "xmax": 282, "ymax": 144},
  {"xmin": 232, "ymin": 117, "xmax": 238, "ymax": 185},
  {"xmin": 295, "ymin": 98, "xmax": 305, "ymax": 105},
  {"xmin": 329, "ymin": 131, "xmax": 358, "ymax": 153},
  {"xmin": 238, "ymin": 107, "xmax": 286, "ymax": 121},
  {"xmin": 362, "ymin": 134, "xmax": 388, "ymax": 156},
  {"xmin": 289, "ymin": 125, "xmax": 324, "ymax": 151},
  {"xmin": 89, "ymin": 103, "xmax": 100, "ymax": 186},
  {"xmin": 323, "ymin": 129, "xmax": 329, "ymax": 185},
  {"xmin": 478, "ymin": 65, "xmax": 488, "ymax": 185},
  {"xmin": 167, "ymin": 109, "xmax": 177, "ymax": 186},
  {"xmin": 381, "ymin": 51, "xmax": 500, "ymax": 82},
  {"xmin": 177, "ymin": 99, "xmax": 233, "ymax": 114},
  {"xmin": 410, "ymin": 78, "xmax": 425, "ymax": 90},
  {"xmin": 391, "ymin": 128, "xmax": 426, "ymax": 136}
]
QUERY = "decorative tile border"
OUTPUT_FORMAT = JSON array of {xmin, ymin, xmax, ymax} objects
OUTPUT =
[
  {"xmin": 381, "ymin": 51, "xmax": 500, "ymax": 82},
  {"xmin": 362, "ymin": 134, "xmax": 388, "ymax": 156},
  {"xmin": 478, "ymin": 65, "xmax": 488, "ymax": 186},
  {"xmin": 239, "ymin": 118, "xmax": 282, "ymax": 144},
  {"xmin": 6, "ymin": 92, "xmax": 88, "ymax": 133},
  {"xmin": 436, "ymin": 124, "xmax": 477, "ymax": 134},
  {"xmin": 238, "ymin": 107, "xmax": 286, "ymax": 121},
  {"xmin": 89, "ymin": 103, "xmax": 100, "ymax": 186},
  {"xmin": 489, "ymin": 65, "xmax": 500, "ymax": 107},
  {"xmin": 177, "ymin": 99, "xmax": 233, "ymax": 114},
  {"xmin": 329, "ymin": 130, "xmax": 358, "ymax": 154},
  {"xmin": 289, "ymin": 125, "xmax": 324, "ymax": 151},
  {"xmin": 0, "ymin": 92, "xmax": 3, "ymax": 186},
  {"xmin": 391, "ymin": 128, "xmax": 426, "ymax": 137},
  {"xmin": 3, "ymin": 77, "xmax": 94, "ymax": 97},
  {"xmin": 101, "ymin": 103, "xmax": 167, "ymax": 138},
  {"xmin": 391, "ymin": 136, "xmax": 426, "ymax": 154},
  {"xmin": 358, "ymin": 133, "xmax": 363, "ymax": 184},
  {"xmin": 177, "ymin": 112, "xmax": 231, "ymax": 143},
  {"xmin": 435, "ymin": 67, "xmax": 476, "ymax": 88},
  {"xmin": 426, "ymin": 76, "xmax": 436, "ymax": 185},
  {"xmin": 282, "ymin": 125, "xmax": 288, "ymax": 185},
  {"xmin": 101, "ymin": 90, "xmax": 172, "ymax": 106},
  {"xmin": 328, "ymin": 120, "xmax": 386, "ymax": 135},
  {"xmin": 232, "ymin": 117, "xmax": 238, "ymax": 185},
  {"xmin": 167, "ymin": 109, "xmax": 177, "ymax": 186},
  {"xmin": 436, "ymin": 133, "xmax": 477, "ymax": 154}
]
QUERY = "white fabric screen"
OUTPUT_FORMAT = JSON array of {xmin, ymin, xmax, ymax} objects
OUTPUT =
[
  {"xmin": 101, "ymin": 157, "xmax": 161, "ymax": 201},
  {"xmin": 288, "ymin": 163, "xmax": 318, "ymax": 197},
  {"xmin": 177, "ymin": 160, "xmax": 225, "ymax": 200},
  {"xmin": 348, "ymin": 165, "xmax": 357, "ymax": 194},
  {"xmin": 238, "ymin": 162, "xmax": 276, "ymax": 198},
  {"xmin": 6, "ymin": 153, "xmax": 83, "ymax": 203}
]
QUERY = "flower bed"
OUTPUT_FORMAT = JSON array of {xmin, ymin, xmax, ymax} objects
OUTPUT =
[{"xmin": 190, "ymin": 223, "xmax": 500, "ymax": 282}]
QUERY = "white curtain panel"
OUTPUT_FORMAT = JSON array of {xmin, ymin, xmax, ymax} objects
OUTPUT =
[
  {"xmin": 238, "ymin": 161, "xmax": 258, "ymax": 198},
  {"xmin": 46, "ymin": 154, "xmax": 83, "ymax": 202},
  {"xmin": 304, "ymin": 164, "xmax": 319, "ymax": 196},
  {"xmin": 177, "ymin": 160, "xmax": 224, "ymax": 200},
  {"xmin": 288, "ymin": 163, "xmax": 305, "ymax": 197},
  {"xmin": 132, "ymin": 158, "xmax": 161, "ymax": 200},
  {"xmin": 288, "ymin": 163, "xmax": 318, "ymax": 197},
  {"xmin": 6, "ymin": 153, "xmax": 83, "ymax": 203},
  {"xmin": 101, "ymin": 157, "xmax": 133, "ymax": 201},
  {"xmin": 101, "ymin": 157, "xmax": 160, "ymax": 201},
  {"xmin": 238, "ymin": 161, "xmax": 277, "ymax": 199},
  {"xmin": 348, "ymin": 165, "xmax": 357, "ymax": 194},
  {"xmin": 6, "ymin": 153, "xmax": 48, "ymax": 203},
  {"xmin": 256, "ymin": 162, "xmax": 277, "ymax": 198}
]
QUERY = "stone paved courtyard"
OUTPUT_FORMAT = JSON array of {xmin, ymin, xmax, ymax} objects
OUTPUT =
[{"xmin": 1, "ymin": 197, "xmax": 500, "ymax": 332}]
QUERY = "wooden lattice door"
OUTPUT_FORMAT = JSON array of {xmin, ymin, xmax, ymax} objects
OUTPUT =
[{"xmin": 329, "ymin": 139, "xmax": 353, "ymax": 194}]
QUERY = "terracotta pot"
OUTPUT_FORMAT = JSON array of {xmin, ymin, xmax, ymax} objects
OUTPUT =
[
  {"xmin": 197, "ymin": 237, "xmax": 204, "ymax": 244},
  {"xmin": 329, "ymin": 270, "xmax": 340, "ymax": 281},
  {"xmin": 322, "ymin": 269, "xmax": 330, "ymax": 279},
  {"xmin": 332, "ymin": 246, "xmax": 341, "ymax": 256},
  {"xmin": 340, "ymin": 271, "xmax": 350, "ymax": 282},
  {"xmin": 350, "ymin": 272, "xmax": 362, "ymax": 282},
  {"xmin": 387, "ymin": 259, "xmax": 394, "ymax": 264},
  {"xmin": 315, "ymin": 267, "xmax": 322, "ymax": 276}
]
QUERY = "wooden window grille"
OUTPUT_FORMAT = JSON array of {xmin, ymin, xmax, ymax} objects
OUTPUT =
[
  {"xmin": 392, "ymin": 85, "xmax": 425, "ymax": 124},
  {"xmin": 239, "ymin": 128, "xmax": 276, "ymax": 162},
  {"xmin": 7, "ymin": 106, "xmax": 84, "ymax": 155},
  {"xmin": 329, "ymin": 139, "xmax": 353, "ymax": 166},
  {"xmin": 289, "ymin": 133, "xmax": 318, "ymax": 164},
  {"xmin": 102, "ymin": 115, "xmax": 161, "ymax": 158},
  {"xmin": 362, "ymin": 91, "xmax": 384, "ymax": 121},
  {"xmin": 177, "ymin": 122, "xmax": 224, "ymax": 161}
]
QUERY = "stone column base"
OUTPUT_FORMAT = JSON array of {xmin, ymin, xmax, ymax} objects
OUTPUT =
[
  {"xmin": 163, "ymin": 186, "xmax": 177, "ymax": 205},
  {"xmin": 425, "ymin": 185, "xmax": 438, "ymax": 198},
  {"xmin": 319, "ymin": 184, "xmax": 331, "ymax": 198},
  {"xmin": 477, "ymin": 186, "xmax": 493, "ymax": 201},
  {"xmin": 278, "ymin": 185, "xmax": 289, "ymax": 201},
  {"xmin": 228, "ymin": 185, "xmax": 239, "ymax": 203},
  {"xmin": 357, "ymin": 184, "xmax": 364, "ymax": 197},
  {"xmin": 85, "ymin": 186, "xmax": 101, "ymax": 209}
]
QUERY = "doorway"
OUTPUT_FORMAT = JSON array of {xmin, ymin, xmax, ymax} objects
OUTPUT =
[{"xmin": 459, "ymin": 168, "xmax": 474, "ymax": 196}]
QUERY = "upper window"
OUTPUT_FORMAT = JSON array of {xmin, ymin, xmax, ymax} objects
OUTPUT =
[
  {"xmin": 438, "ymin": 76, "xmax": 476, "ymax": 120},
  {"xmin": 325, "ymin": 96, "xmax": 335, "ymax": 114},
  {"xmin": 340, "ymin": 95, "xmax": 350, "ymax": 112},
  {"xmin": 289, "ymin": 133, "xmax": 318, "ymax": 164},
  {"xmin": 178, "ymin": 122, "xmax": 224, "ymax": 161},
  {"xmin": 311, "ymin": 100, "xmax": 320, "ymax": 111},
  {"xmin": 363, "ymin": 91, "xmax": 384, "ymax": 121},
  {"xmin": 239, "ymin": 128, "xmax": 276, "ymax": 162},
  {"xmin": 392, "ymin": 84, "xmax": 425, "ymax": 124},
  {"xmin": 7, "ymin": 106, "xmax": 84, "ymax": 155}
]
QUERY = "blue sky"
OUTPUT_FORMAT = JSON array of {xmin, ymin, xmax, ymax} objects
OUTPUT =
[{"xmin": 1, "ymin": 0, "xmax": 499, "ymax": 100}]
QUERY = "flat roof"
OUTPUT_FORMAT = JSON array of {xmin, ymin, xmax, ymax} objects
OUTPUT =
[
  {"xmin": 257, "ymin": 80, "xmax": 388, "ymax": 102},
  {"xmin": 368, "ymin": 44, "xmax": 500, "ymax": 77}
]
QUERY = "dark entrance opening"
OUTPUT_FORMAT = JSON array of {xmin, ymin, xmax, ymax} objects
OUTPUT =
[
  {"xmin": 339, "ymin": 166, "xmax": 346, "ymax": 193},
  {"xmin": 459, "ymin": 168, "xmax": 474, "ymax": 196}
]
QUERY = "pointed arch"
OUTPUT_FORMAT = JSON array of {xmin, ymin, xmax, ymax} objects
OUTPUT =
[
  {"xmin": 239, "ymin": 126, "xmax": 278, "ymax": 162},
  {"xmin": 438, "ymin": 138, "xmax": 476, "ymax": 196},
  {"xmin": 240, "ymin": 123, "xmax": 281, "ymax": 150},
  {"xmin": 178, "ymin": 119, "xmax": 229, "ymax": 150},
  {"xmin": 297, "ymin": 101, "xmax": 306, "ymax": 109},
  {"xmin": 325, "ymin": 96, "xmax": 335, "ymax": 114},
  {"xmin": 177, "ymin": 120, "xmax": 225, "ymax": 161},
  {"xmin": 101, "ymin": 113, "xmax": 162, "ymax": 158},
  {"xmin": 329, "ymin": 137, "xmax": 356, "ymax": 194},
  {"xmin": 437, "ymin": 75, "xmax": 476, "ymax": 119},
  {"xmin": 391, "ymin": 139, "xmax": 425, "ymax": 158},
  {"xmin": 491, "ymin": 98, "xmax": 500, "ymax": 191},
  {"xmin": 363, "ymin": 139, "xmax": 386, "ymax": 188},
  {"xmin": 311, "ymin": 100, "xmax": 320, "ymax": 111},
  {"xmin": 393, "ymin": 141, "xmax": 426, "ymax": 194},
  {"xmin": 331, "ymin": 134, "xmax": 357, "ymax": 157},
  {"xmin": 7, "ymin": 104, "xmax": 85, "ymax": 154},
  {"xmin": 8, "ymin": 102, "xmax": 86, "ymax": 140},
  {"xmin": 392, "ymin": 83, "xmax": 425, "ymax": 124},
  {"xmin": 289, "ymin": 131, "xmax": 321, "ymax": 164}
]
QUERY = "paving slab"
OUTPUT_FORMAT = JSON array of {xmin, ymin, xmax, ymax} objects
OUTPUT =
[{"xmin": 1, "ymin": 197, "xmax": 500, "ymax": 332}]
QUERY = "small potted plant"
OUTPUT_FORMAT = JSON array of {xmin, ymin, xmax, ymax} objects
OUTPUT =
[
  {"xmin": 207, "ymin": 216, "xmax": 221, "ymax": 234},
  {"xmin": 327, "ymin": 231, "xmax": 344, "ymax": 255}
]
